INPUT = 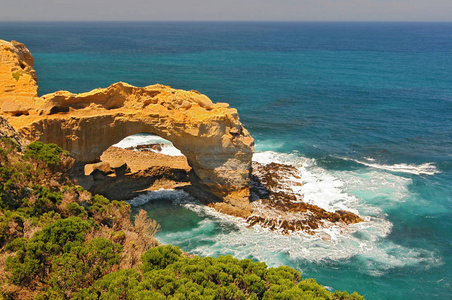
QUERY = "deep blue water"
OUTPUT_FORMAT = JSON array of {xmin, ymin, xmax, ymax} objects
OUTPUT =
[{"xmin": 1, "ymin": 22, "xmax": 451, "ymax": 299}]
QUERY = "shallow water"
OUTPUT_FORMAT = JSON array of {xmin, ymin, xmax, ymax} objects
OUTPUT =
[{"xmin": 1, "ymin": 22, "xmax": 451, "ymax": 299}]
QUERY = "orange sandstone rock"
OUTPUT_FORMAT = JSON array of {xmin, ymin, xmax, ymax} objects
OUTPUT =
[
  {"xmin": 0, "ymin": 40, "xmax": 254, "ymax": 210},
  {"xmin": 0, "ymin": 40, "xmax": 38, "ymax": 115}
]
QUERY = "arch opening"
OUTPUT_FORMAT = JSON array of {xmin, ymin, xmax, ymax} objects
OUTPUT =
[
  {"xmin": 1, "ymin": 39, "xmax": 254, "ymax": 212},
  {"xmin": 113, "ymin": 133, "xmax": 184, "ymax": 157},
  {"xmin": 79, "ymin": 133, "xmax": 193, "ymax": 201}
]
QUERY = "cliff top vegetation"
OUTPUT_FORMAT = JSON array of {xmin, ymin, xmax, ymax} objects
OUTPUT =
[{"xmin": 0, "ymin": 120, "xmax": 365, "ymax": 299}]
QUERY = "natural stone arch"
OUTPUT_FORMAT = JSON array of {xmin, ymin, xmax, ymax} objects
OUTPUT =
[{"xmin": 0, "ymin": 40, "xmax": 254, "ymax": 210}]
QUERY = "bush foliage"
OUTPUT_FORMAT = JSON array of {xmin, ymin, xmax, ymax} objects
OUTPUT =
[
  {"xmin": 24, "ymin": 141, "xmax": 64, "ymax": 167},
  {"xmin": 0, "ymin": 139, "xmax": 365, "ymax": 299},
  {"xmin": 75, "ymin": 245, "xmax": 364, "ymax": 300}
]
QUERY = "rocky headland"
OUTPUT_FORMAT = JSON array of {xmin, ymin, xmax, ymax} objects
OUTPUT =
[
  {"xmin": 81, "ymin": 142, "xmax": 363, "ymax": 234},
  {"xmin": 0, "ymin": 39, "xmax": 363, "ymax": 234},
  {"xmin": 0, "ymin": 39, "xmax": 254, "ymax": 211}
]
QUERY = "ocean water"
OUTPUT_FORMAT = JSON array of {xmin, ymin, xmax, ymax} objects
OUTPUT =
[{"xmin": 1, "ymin": 22, "xmax": 451, "ymax": 299}]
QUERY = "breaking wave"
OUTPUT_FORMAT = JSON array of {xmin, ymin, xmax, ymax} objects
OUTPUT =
[
  {"xmin": 341, "ymin": 157, "xmax": 440, "ymax": 176},
  {"xmin": 127, "ymin": 150, "xmax": 441, "ymax": 275}
]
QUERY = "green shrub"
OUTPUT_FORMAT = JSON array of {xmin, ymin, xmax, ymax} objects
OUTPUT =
[
  {"xmin": 37, "ymin": 211, "xmax": 62, "ymax": 227},
  {"xmin": 66, "ymin": 202, "xmax": 88, "ymax": 218},
  {"xmin": 69, "ymin": 245, "xmax": 367, "ymax": 300},
  {"xmin": 243, "ymin": 273, "xmax": 266, "ymax": 295},
  {"xmin": 50, "ymin": 237, "xmax": 123, "ymax": 297},
  {"xmin": 332, "ymin": 290, "xmax": 366, "ymax": 300},
  {"xmin": 111, "ymin": 230, "xmax": 126, "ymax": 244},
  {"xmin": 29, "ymin": 185, "xmax": 63, "ymax": 216},
  {"xmin": 87, "ymin": 195, "xmax": 132, "ymax": 228},
  {"xmin": 24, "ymin": 141, "xmax": 63, "ymax": 166},
  {"xmin": 32, "ymin": 217, "xmax": 91, "ymax": 252},
  {"xmin": 5, "ymin": 217, "xmax": 92, "ymax": 285},
  {"xmin": 0, "ymin": 137, "xmax": 20, "ymax": 160},
  {"xmin": 0, "ymin": 213, "xmax": 24, "ymax": 247},
  {"xmin": 266, "ymin": 265, "xmax": 301, "ymax": 286},
  {"xmin": 298, "ymin": 279, "xmax": 332, "ymax": 299},
  {"xmin": 0, "ymin": 168, "xmax": 28, "ymax": 211},
  {"xmin": 73, "ymin": 269, "xmax": 143, "ymax": 300},
  {"xmin": 141, "ymin": 244, "xmax": 183, "ymax": 272},
  {"xmin": 34, "ymin": 289, "xmax": 66, "ymax": 300}
]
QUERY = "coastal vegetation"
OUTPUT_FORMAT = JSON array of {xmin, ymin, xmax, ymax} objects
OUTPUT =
[{"xmin": 0, "ymin": 137, "xmax": 365, "ymax": 299}]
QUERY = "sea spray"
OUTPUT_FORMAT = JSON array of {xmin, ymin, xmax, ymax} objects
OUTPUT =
[
  {"xmin": 339, "ymin": 156, "xmax": 441, "ymax": 176},
  {"xmin": 127, "ymin": 149, "xmax": 440, "ymax": 276}
]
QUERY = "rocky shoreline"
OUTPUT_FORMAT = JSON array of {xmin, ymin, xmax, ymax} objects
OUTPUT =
[
  {"xmin": 1, "ymin": 39, "xmax": 363, "ymax": 236},
  {"xmin": 248, "ymin": 162, "xmax": 363, "ymax": 235},
  {"xmin": 79, "ymin": 144, "xmax": 364, "ymax": 235}
]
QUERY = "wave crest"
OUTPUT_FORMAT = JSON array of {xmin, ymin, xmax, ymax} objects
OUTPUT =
[
  {"xmin": 345, "ymin": 157, "xmax": 440, "ymax": 176},
  {"xmin": 126, "ymin": 150, "xmax": 441, "ymax": 275}
]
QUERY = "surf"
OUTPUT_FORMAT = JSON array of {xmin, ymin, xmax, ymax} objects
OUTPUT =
[{"xmin": 126, "ymin": 145, "xmax": 441, "ymax": 276}]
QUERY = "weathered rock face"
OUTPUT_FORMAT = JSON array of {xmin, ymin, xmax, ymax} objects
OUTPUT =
[
  {"xmin": 0, "ymin": 116, "xmax": 29, "ymax": 151},
  {"xmin": 0, "ymin": 40, "xmax": 254, "ymax": 209},
  {"xmin": 0, "ymin": 40, "xmax": 38, "ymax": 115}
]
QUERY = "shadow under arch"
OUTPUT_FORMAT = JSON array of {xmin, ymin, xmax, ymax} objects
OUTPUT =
[{"xmin": 77, "ymin": 133, "xmax": 193, "ymax": 201}]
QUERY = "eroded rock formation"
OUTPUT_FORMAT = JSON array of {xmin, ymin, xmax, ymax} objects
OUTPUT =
[
  {"xmin": 0, "ymin": 40, "xmax": 254, "ymax": 209},
  {"xmin": 0, "ymin": 40, "xmax": 38, "ymax": 116}
]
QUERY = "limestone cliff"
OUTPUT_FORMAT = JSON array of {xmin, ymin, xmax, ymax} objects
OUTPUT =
[
  {"xmin": 0, "ymin": 40, "xmax": 38, "ymax": 115},
  {"xmin": 0, "ymin": 40, "xmax": 254, "ymax": 210}
]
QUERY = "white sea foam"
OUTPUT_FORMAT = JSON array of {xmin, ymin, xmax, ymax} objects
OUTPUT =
[
  {"xmin": 137, "ymin": 189, "xmax": 439, "ymax": 274},
  {"xmin": 253, "ymin": 151, "xmax": 361, "ymax": 213},
  {"xmin": 158, "ymin": 145, "xmax": 184, "ymax": 156},
  {"xmin": 251, "ymin": 151, "xmax": 438, "ymax": 270},
  {"xmin": 342, "ymin": 157, "xmax": 440, "ymax": 176},
  {"xmin": 127, "ymin": 151, "xmax": 440, "ymax": 275},
  {"xmin": 253, "ymin": 151, "xmax": 304, "ymax": 166},
  {"xmin": 113, "ymin": 133, "xmax": 183, "ymax": 156},
  {"xmin": 336, "ymin": 169, "xmax": 413, "ymax": 211}
]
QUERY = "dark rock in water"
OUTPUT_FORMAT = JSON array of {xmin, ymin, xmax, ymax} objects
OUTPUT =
[
  {"xmin": 248, "ymin": 162, "xmax": 364, "ymax": 235},
  {"xmin": 126, "ymin": 143, "xmax": 164, "ymax": 152}
]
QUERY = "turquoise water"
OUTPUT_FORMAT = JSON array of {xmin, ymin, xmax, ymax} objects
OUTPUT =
[{"xmin": 1, "ymin": 22, "xmax": 451, "ymax": 299}]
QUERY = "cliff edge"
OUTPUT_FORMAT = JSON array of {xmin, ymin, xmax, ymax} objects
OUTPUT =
[{"xmin": 0, "ymin": 40, "xmax": 254, "ymax": 210}]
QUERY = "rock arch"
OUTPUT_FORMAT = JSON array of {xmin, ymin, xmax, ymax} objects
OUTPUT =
[{"xmin": 0, "ymin": 40, "xmax": 254, "ymax": 210}]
